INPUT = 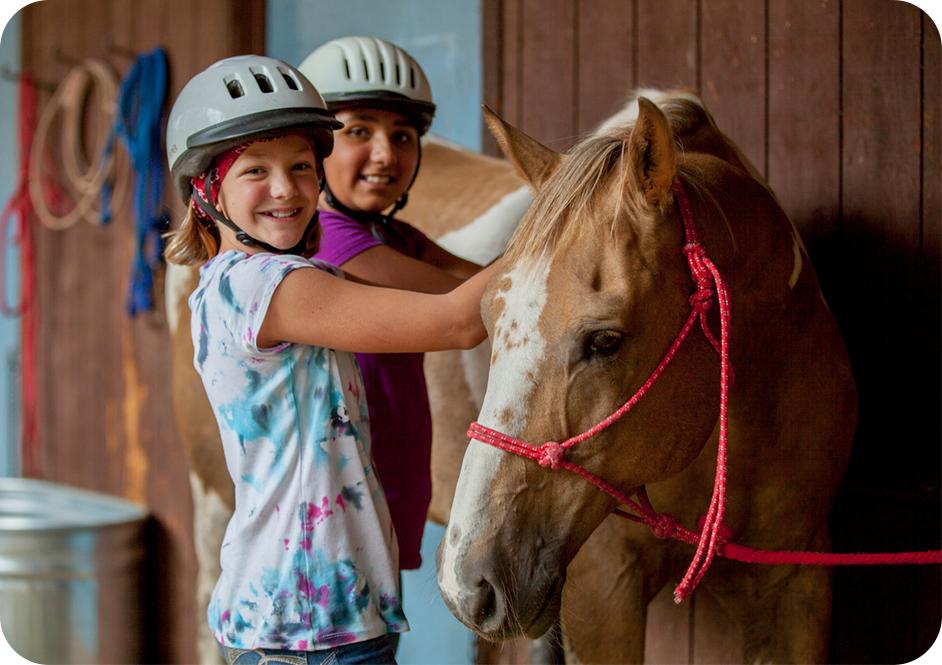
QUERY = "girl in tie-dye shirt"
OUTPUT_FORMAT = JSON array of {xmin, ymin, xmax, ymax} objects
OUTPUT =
[{"xmin": 163, "ymin": 55, "xmax": 501, "ymax": 664}]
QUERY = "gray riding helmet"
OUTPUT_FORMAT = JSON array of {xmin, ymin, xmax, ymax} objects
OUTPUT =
[
  {"xmin": 298, "ymin": 36, "xmax": 436, "ymax": 134},
  {"xmin": 166, "ymin": 54, "xmax": 343, "ymax": 203}
]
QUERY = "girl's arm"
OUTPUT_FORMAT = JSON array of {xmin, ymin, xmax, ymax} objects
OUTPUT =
[
  {"xmin": 416, "ymin": 238, "xmax": 481, "ymax": 281},
  {"xmin": 339, "ymin": 244, "xmax": 473, "ymax": 293},
  {"xmin": 257, "ymin": 259, "xmax": 503, "ymax": 353}
]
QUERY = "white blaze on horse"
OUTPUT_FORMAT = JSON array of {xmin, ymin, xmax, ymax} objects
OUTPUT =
[{"xmin": 438, "ymin": 93, "xmax": 856, "ymax": 664}]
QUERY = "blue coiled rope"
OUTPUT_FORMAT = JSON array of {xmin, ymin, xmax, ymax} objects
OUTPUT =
[{"xmin": 101, "ymin": 46, "xmax": 169, "ymax": 315}]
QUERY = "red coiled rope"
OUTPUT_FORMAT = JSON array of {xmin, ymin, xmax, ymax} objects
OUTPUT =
[
  {"xmin": 1, "ymin": 75, "xmax": 37, "ymax": 318},
  {"xmin": 0, "ymin": 74, "xmax": 56, "ymax": 477},
  {"xmin": 467, "ymin": 178, "xmax": 942, "ymax": 604}
]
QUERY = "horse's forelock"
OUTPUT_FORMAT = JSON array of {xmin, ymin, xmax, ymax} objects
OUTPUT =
[{"xmin": 504, "ymin": 132, "xmax": 646, "ymax": 264}]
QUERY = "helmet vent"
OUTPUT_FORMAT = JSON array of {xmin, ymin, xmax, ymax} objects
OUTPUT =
[
  {"xmin": 278, "ymin": 67, "xmax": 300, "ymax": 91},
  {"xmin": 251, "ymin": 69, "xmax": 274, "ymax": 93},
  {"xmin": 225, "ymin": 76, "xmax": 245, "ymax": 99},
  {"xmin": 409, "ymin": 67, "xmax": 415, "ymax": 89},
  {"xmin": 379, "ymin": 60, "xmax": 386, "ymax": 81},
  {"xmin": 342, "ymin": 58, "xmax": 351, "ymax": 79},
  {"xmin": 395, "ymin": 63, "xmax": 402, "ymax": 85}
]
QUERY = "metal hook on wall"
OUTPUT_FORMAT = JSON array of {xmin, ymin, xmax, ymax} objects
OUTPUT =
[
  {"xmin": 106, "ymin": 39, "xmax": 138, "ymax": 61},
  {"xmin": 52, "ymin": 46, "xmax": 81, "ymax": 67},
  {"xmin": 0, "ymin": 65, "xmax": 57, "ymax": 92}
]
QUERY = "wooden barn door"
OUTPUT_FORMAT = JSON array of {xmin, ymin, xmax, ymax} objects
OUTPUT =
[
  {"xmin": 482, "ymin": 0, "xmax": 940, "ymax": 662},
  {"xmin": 19, "ymin": 1, "xmax": 264, "ymax": 662}
]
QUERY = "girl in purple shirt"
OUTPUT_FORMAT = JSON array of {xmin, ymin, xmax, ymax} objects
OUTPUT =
[{"xmin": 299, "ymin": 37, "xmax": 481, "ymax": 576}]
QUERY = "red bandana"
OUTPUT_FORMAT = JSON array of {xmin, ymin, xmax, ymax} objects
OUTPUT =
[
  {"xmin": 190, "ymin": 135, "xmax": 317, "ymax": 222},
  {"xmin": 191, "ymin": 143, "xmax": 250, "ymax": 222}
]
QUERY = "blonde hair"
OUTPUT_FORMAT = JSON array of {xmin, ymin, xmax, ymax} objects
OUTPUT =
[
  {"xmin": 163, "ymin": 202, "xmax": 221, "ymax": 266},
  {"xmin": 163, "ymin": 200, "xmax": 322, "ymax": 266}
]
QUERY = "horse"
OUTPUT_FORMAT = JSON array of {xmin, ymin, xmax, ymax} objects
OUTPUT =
[
  {"xmin": 165, "ymin": 135, "xmax": 528, "ymax": 665},
  {"xmin": 437, "ymin": 92, "xmax": 857, "ymax": 664}
]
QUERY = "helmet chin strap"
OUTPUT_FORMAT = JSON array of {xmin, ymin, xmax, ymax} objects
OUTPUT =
[
  {"xmin": 323, "ymin": 142, "xmax": 423, "ymax": 226},
  {"xmin": 193, "ymin": 181, "xmax": 320, "ymax": 256}
]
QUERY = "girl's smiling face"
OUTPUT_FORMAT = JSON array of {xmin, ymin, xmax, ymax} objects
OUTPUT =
[
  {"xmin": 216, "ymin": 135, "xmax": 320, "ymax": 252},
  {"xmin": 323, "ymin": 108, "xmax": 420, "ymax": 214}
]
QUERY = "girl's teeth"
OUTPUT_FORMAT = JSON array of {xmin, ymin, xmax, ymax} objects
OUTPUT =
[
  {"xmin": 269, "ymin": 210, "xmax": 298, "ymax": 218},
  {"xmin": 364, "ymin": 175, "xmax": 391, "ymax": 184}
]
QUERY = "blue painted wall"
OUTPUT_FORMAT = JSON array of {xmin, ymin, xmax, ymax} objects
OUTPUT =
[
  {"xmin": 266, "ymin": 0, "xmax": 482, "ymax": 151},
  {"xmin": 0, "ymin": 7, "xmax": 22, "ymax": 479},
  {"xmin": 266, "ymin": 2, "xmax": 482, "ymax": 662},
  {"xmin": 0, "ymin": 5, "xmax": 23, "ymax": 664}
]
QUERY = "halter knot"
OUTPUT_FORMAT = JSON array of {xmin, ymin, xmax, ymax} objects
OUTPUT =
[
  {"xmin": 689, "ymin": 287, "xmax": 714, "ymax": 312},
  {"xmin": 683, "ymin": 242, "xmax": 705, "ymax": 260},
  {"xmin": 696, "ymin": 516, "xmax": 733, "ymax": 545},
  {"xmin": 537, "ymin": 442, "xmax": 565, "ymax": 470},
  {"xmin": 650, "ymin": 514, "xmax": 680, "ymax": 540}
]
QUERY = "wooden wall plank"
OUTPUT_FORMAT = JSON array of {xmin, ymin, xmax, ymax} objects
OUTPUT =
[
  {"xmin": 842, "ymin": 0, "xmax": 922, "ymax": 253},
  {"xmin": 500, "ymin": 0, "xmax": 523, "ymax": 129},
  {"xmin": 84, "ymin": 0, "xmax": 122, "ymax": 498},
  {"xmin": 767, "ymin": 0, "xmax": 841, "ymax": 249},
  {"xmin": 700, "ymin": 0, "xmax": 766, "ymax": 175},
  {"xmin": 913, "ymin": 13, "xmax": 942, "ymax": 659},
  {"xmin": 130, "ymin": 3, "xmax": 197, "ymax": 664},
  {"xmin": 47, "ymin": 0, "xmax": 82, "ymax": 485},
  {"xmin": 481, "ymin": 0, "xmax": 503, "ymax": 156},
  {"xmin": 831, "ymin": 1, "xmax": 937, "ymax": 662},
  {"xmin": 106, "ymin": 0, "xmax": 135, "ymax": 502},
  {"xmin": 234, "ymin": 0, "xmax": 267, "ymax": 54},
  {"xmin": 636, "ymin": 0, "xmax": 697, "ymax": 89},
  {"xmin": 925, "ymin": 11, "xmax": 941, "ymax": 270},
  {"xmin": 576, "ymin": 0, "xmax": 634, "ymax": 136},
  {"xmin": 840, "ymin": 0, "xmax": 923, "ymax": 488},
  {"xmin": 519, "ymin": 0, "xmax": 578, "ymax": 150},
  {"xmin": 22, "ymin": 0, "xmax": 54, "ymax": 481}
]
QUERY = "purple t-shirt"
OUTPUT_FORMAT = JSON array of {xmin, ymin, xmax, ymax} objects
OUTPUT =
[{"xmin": 313, "ymin": 209, "xmax": 432, "ymax": 570}]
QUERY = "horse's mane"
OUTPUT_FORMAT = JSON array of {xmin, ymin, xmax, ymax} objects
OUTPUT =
[{"xmin": 503, "ymin": 95, "xmax": 710, "ymax": 264}]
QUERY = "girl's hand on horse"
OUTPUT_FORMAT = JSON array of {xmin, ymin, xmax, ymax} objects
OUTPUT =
[{"xmin": 256, "ymin": 258, "xmax": 503, "ymax": 353}]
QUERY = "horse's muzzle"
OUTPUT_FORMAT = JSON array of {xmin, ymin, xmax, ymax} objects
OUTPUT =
[{"xmin": 436, "ymin": 535, "xmax": 563, "ymax": 640}]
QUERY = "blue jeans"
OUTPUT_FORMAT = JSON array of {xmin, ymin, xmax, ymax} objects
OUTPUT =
[{"xmin": 220, "ymin": 636, "xmax": 397, "ymax": 665}]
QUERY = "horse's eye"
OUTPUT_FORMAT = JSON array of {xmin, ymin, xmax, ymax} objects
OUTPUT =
[{"xmin": 587, "ymin": 330, "xmax": 624, "ymax": 356}]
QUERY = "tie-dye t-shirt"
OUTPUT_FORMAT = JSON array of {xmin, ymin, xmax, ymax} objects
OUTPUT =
[{"xmin": 189, "ymin": 250, "xmax": 408, "ymax": 650}]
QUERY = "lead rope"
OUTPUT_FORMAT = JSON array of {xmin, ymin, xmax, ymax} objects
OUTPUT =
[
  {"xmin": 671, "ymin": 179, "xmax": 731, "ymax": 602},
  {"xmin": 28, "ymin": 59, "xmax": 121, "ymax": 230},
  {"xmin": 102, "ymin": 47, "xmax": 169, "ymax": 315},
  {"xmin": 0, "ymin": 74, "xmax": 59, "ymax": 477}
]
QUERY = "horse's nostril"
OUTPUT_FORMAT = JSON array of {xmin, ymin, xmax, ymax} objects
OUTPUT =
[{"xmin": 471, "ymin": 576, "xmax": 498, "ymax": 626}]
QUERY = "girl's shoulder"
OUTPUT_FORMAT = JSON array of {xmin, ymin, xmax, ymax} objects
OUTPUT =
[
  {"xmin": 201, "ymin": 250, "xmax": 342, "ymax": 279},
  {"xmin": 193, "ymin": 251, "xmax": 343, "ymax": 309}
]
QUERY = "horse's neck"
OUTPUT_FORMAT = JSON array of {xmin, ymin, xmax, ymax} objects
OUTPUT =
[{"xmin": 683, "ymin": 155, "xmax": 809, "ymax": 325}]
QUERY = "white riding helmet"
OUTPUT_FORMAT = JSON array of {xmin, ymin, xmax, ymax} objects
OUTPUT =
[
  {"xmin": 166, "ymin": 54, "xmax": 342, "ymax": 203},
  {"xmin": 298, "ymin": 36, "xmax": 436, "ymax": 134}
]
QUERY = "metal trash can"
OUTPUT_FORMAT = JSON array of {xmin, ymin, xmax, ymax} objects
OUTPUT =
[{"xmin": 0, "ymin": 478, "xmax": 148, "ymax": 664}]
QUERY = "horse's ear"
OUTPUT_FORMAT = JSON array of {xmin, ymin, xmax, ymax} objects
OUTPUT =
[
  {"xmin": 627, "ymin": 97, "xmax": 676, "ymax": 208},
  {"xmin": 483, "ymin": 104, "xmax": 561, "ymax": 191}
]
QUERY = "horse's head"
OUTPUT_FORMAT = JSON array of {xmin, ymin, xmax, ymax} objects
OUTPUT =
[{"xmin": 437, "ymin": 97, "xmax": 759, "ymax": 639}]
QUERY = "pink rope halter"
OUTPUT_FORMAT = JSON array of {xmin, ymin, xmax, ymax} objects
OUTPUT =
[
  {"xmin": 469, "ymin": 178, "xmax": 730, "ymax": 603},
  {"xmin": 467, "ymin": 177, "xmax": 942, "ymax": 605}
]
